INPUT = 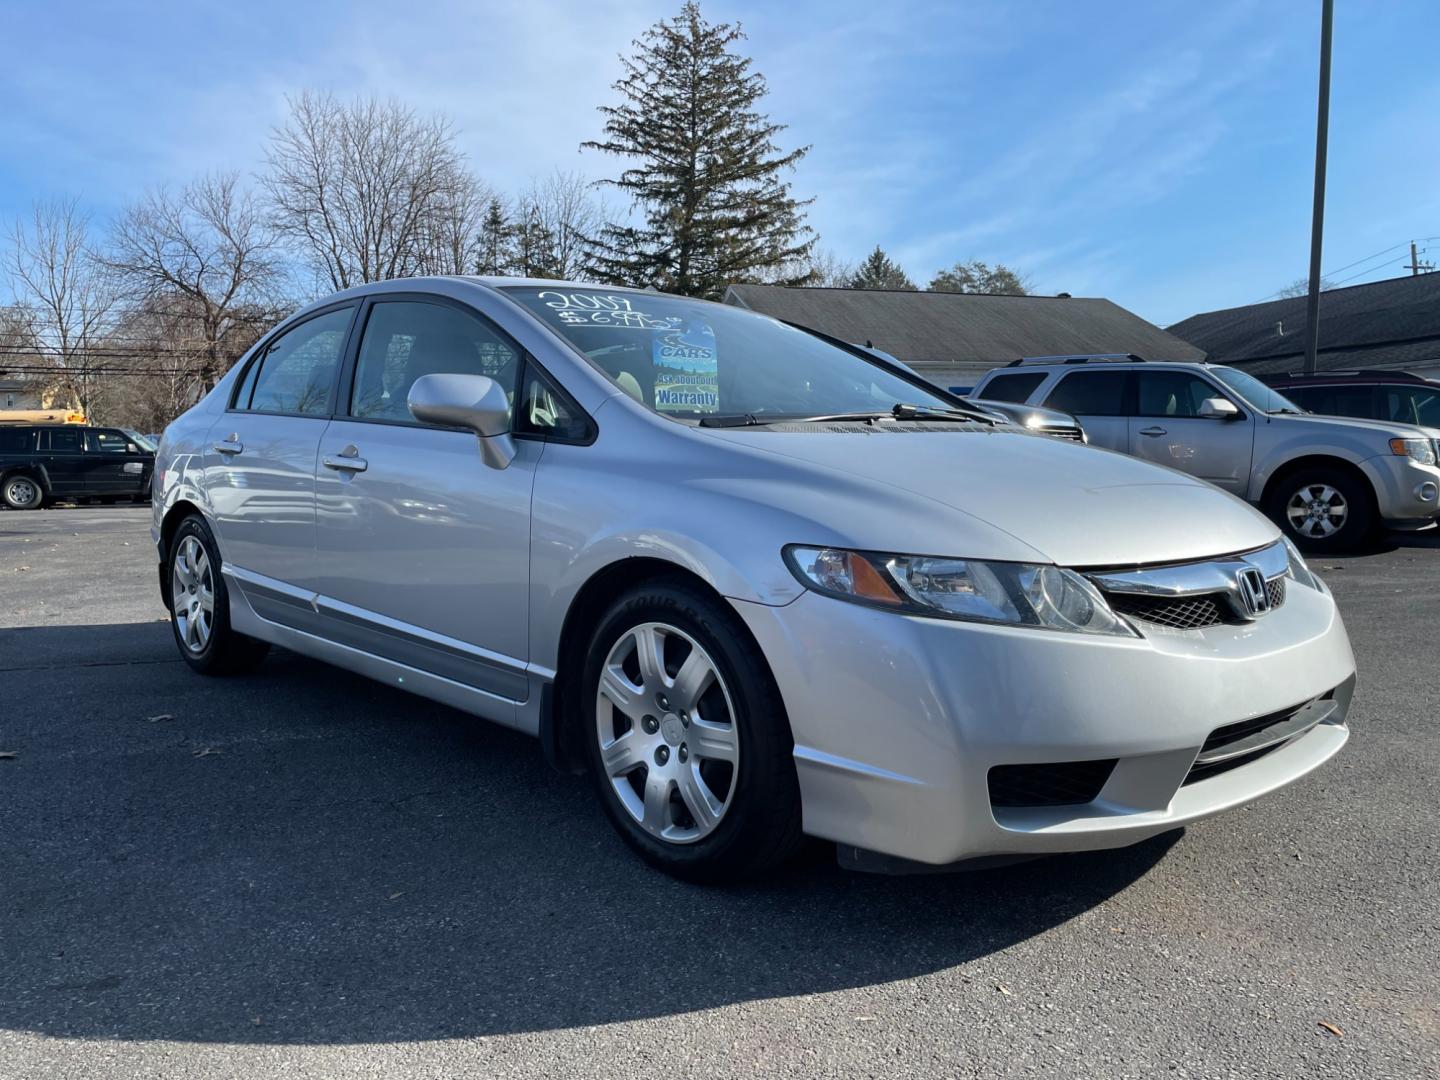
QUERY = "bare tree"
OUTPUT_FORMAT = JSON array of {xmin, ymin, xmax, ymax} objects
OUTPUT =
[
  {"xmin": 1275, "ymin": 277, "xmax": 1336, "ymax": 299},
  {"xmin": 5, "ymin": 198, "xmax": 120, "ymax": 420},
  {"xmin": 262, "ymin": 92, "xmax": 470, "ymax": 289},
  {"xmin": 413, "ymin": 170, "xmax": 490, "ymax": 276},
  {"xmin": 516, "ymin": 171, "xmax": 603, "ymax": 281},
  {"xmin": 107, "ymin": 172, "xmax": 282, "ymax": 388}
]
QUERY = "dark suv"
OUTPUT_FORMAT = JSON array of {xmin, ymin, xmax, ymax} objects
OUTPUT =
[
  {"xmin": 0, "ymin": 425, "xmax": 155, "ymax": 510},
  {"xmin": 1262, "ymin": 370, "xmax": 1440, "ymax": 431}
]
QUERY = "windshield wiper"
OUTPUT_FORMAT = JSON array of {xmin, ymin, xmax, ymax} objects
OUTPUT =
[
  {"xmin": 697, "ymin": 413, "xmax": 764, "ymax": 427},
  {"xmin": 793, "ymin": 403, "xmax": 999, "ymax": 425}
]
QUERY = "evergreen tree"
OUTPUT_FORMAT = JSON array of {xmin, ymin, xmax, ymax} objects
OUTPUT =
[
  {"xmin": 511, "ymin": 203, "xmax": 560, "ymax": 278},
  {"xmin": 583, "ymin": 2, "xmax": 814, "ymax": 299},
  {"xmin": 929, "ymin": 259, "xmax": 1029, "ymax": 295},
  {"xmin": 847, "ymin": 247, "xmax": 916, "ymax": 291},
  {"xmin": 474, "ymin": 197, "xmax": 514, "ymax": 276}
]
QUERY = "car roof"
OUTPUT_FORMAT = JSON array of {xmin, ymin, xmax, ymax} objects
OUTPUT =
[
  {"xmin": 1263, "ymin": 370, "xmax": 1437, "ymax": 386},
  {"xmin": 982, "ymin": 359, "xmax": 1208, "ymax": 376}
]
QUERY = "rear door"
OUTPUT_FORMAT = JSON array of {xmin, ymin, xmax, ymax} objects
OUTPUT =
[
  {"xmin": 1040, "ymin": 370, "xmax": 1130, "ymax": 451},
  {"xmin": 38, "ymin": 427, "xmax": 86, "ymax": 495},
  {"xmin": 202, "ymin": 303, "xmax": 357, "ymax": 597},
  {"xmin": 1127, "ymin": 370, "xmax": 1254, "ymax": 493}
]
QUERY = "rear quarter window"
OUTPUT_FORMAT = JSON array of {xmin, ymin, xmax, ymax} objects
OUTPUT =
[
  {"xmin": 0, "ymin": 428, "xmax": 36, "ymax": 452},
  {"xmin": 976, "ymin": 371, "xmax": 1046, "ymax": 403}
]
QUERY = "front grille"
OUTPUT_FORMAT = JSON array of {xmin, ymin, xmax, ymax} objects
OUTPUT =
[
  {"xmin": 988, "ymin": 759, "xmax": 1117, "ymax": 807},
  {"xmin": 1107, "ymin": 592, "xmax": 1228, "ymax": 630},
  {"xmin": 1266, "ymin": 577, "xmax": 1286, "ymax": 609},
  {"xmin": 1183, "ymin": 691, "xmax": 1331, "ymax": 785},
  {"xmin": 1105, "ymin": 576, "xmax": 1287, "ymax": 631}
]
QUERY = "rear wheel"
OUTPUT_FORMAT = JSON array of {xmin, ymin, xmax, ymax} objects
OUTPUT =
[
  {"xmin": 1267, "ymin": 466, "xmax": 1377, "ymax": 553},
  {"xmin": 167, "ymin": 515, "xmax": 269, "ymax": 675},
  {"xmin": 582, "ymin": 580, "xmax": 802, "ymax": 883},
  {"xmin": 2, "ymin": 474, "xmax": 43, "ymax": 510}
]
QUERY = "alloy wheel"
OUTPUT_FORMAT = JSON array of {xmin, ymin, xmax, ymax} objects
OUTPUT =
[
  {"xmin": 594, "ymin": 621, "xmax": 739, "ymax": 844},
  {"xmin": 171, "ymin": 535, "xmax": 215, "ymax": 653},
  {"xmin": 1286, "ymin": 483, "xmax": 1348, "ymax": 539}
]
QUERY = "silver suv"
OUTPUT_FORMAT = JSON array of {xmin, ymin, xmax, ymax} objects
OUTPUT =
[
  {"xmin": 973, "ymin": 358, "xmax": 1440, "ymax": 551},
  {"xmin": 154, "ymin": 278, "xmax": 1355, "ymax": 880}
]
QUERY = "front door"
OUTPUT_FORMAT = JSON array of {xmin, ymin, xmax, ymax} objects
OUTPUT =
[
  {"xmin": 1127, "ymin": 370, "xmax": 1255, "ymax": 494},
  {"xmin": 313, "ymin": 297, "xmax": 538, "ymax": 701},
  {"xmin": 202, "ymin": 304, "xmax": 355, "ymax": 595},
  {"xmin": 82, "ymin": 428, "xmax": 148, "ymax": 495}
]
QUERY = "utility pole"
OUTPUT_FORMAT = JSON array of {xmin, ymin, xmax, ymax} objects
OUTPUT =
[
  {"xmin": 1407, "ymin": 241, "xmax": 1434, "ymax": 275},
  {"xmin": 1303, "ymin": 0, "xmax": 1334, "ymax": 376}
]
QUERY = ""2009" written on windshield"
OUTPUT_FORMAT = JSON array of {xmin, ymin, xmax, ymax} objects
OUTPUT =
[{"xmin": 536, "ymin": 291, "xmax": 680, "ymax": 330}]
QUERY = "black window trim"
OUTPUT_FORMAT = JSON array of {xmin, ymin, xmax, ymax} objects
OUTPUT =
[
  {"xmin": 226, "ymin": 300, "xmax": 361, "ymax": 419},
  {"xmin": 333, "ymin": 292, "xmax": 597, "ymax": 446}
]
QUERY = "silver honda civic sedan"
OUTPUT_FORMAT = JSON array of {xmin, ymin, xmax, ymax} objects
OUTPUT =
[{"xmin": 153, "ymin": 277, "xmax": 1356, "ymax": 881}]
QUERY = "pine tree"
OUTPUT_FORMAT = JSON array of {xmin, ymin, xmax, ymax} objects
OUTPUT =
[
  {"xmin": 582, "ymin": 2, "xmax": 814, "ymax": 299},
  {"xmin": 847, "ymin": 247, "xmax": 916, "ymax": 291},
  {"xmin": 474, "ymin": 197, "xmax": 514, "ymax": 276}
]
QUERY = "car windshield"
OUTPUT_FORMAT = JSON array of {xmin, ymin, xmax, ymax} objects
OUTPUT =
[
  {"xmin": 123, "ymin": 429, "xmax": 157, "ymax": 452},
  {"xmin": 1209, "ymin": 366, "xmax": 1303, "ymax": 414},
  {"xmin": 503, "ymin": 286, "xmax": 953, "ymax": 421}
]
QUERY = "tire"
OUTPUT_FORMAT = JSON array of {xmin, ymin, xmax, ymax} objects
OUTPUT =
[
  {"xmin": 2, "ymin": 473, "xmax": 44, "ymax": 510},
  {"xmin": 166, "ymin": 515, "xmax": 270, "ymax": 675},
  {"xmin": 581, "ymin": 579, "xmax": 803, "ymax": 883},
  {"xmin": 1266, "ymin": 465, "xmax": 1378, "ymax": 554}
]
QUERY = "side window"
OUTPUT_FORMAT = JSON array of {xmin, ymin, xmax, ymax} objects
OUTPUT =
[
  {"xmin": 0, "ymin": 428, "xmax": 34, "ymax": 452},
  {"xmin": 1285, "ymin": 387, "xmax": 1317, "ymax": 411},
  {"xmin": 515, "ymin": 363, "xmax": 593, "ymax": 442},
  {"xmin": 247, "ymin": 307, "xmax": 353, "ymax": 416},
  {"xmin": 349, "ymin": 301, "xmax": 521, "ymax": 424},
  {"xmin": 1312, "ymin": 385, "xmax": 1375, "ymax": 419},
  {"xmin": 1385, "ymin": 387, "xmax": 1440, "ymax": 426},
  {"xmin": 1044, "ymin": 371, "xmax": 1128, "ymax": 416},
  {"xmin": 85, "ymin": 429, "xmax": 132, "ymax": 453},
  {"xmin": 1134, "ymin": 372, "xmax": 1225, "ymax": 418},
  {"xmin": 976, "ymin": 371, "xmax": 1046, "ymax": 403},
  {"xmin": 46, "ymin": 428, "xmax": 82, "ymax": 452}
]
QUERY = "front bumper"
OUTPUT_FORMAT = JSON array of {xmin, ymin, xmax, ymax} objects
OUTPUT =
[
  {"xmin": 732, "ymin": 577, "xmax": 1355, "ymax": 866},
  {"xmin": 1361, "ymin": 454, "xmax": 1440, "ymax": 526}
]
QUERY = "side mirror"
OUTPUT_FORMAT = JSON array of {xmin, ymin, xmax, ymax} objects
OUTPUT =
[
  {"xmin": 1198, "ymin": 397, "xmax": 1241, "ymax": 420},
  {"xmin": 407, "ymin": 373, "xmax": 516, "ymax": 470}
]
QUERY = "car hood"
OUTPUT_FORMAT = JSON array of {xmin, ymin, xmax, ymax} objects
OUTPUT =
[
  {"xmin": 698, "ymin": 425, "xmax": 1278, "ymax": 567},
  {"xmin": 1267, "ymin": 410, "xmax": 1437, "ymax": 440}
]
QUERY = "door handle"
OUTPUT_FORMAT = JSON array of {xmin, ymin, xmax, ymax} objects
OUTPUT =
[
  {"xmin": 322, "ymin": 446, "xmax": 368, "ymax": 473},
  {"xmin": 212, "ymin": 438, "xmax": 244, "ymax": 455},
  {"xmin": 1138, "ymin": 426, "xmax": 1167, "ymax": 437}
]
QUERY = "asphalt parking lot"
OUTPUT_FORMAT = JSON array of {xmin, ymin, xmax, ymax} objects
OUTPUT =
[{"xmin": 1, "ymin": 505, "xmax": 1437, "ymax": 1079}]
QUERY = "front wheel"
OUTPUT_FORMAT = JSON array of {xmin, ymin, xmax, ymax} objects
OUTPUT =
[
  {"xmin": 581, "ymin": 580, "xmax": 802, "ymax": 883},
  {"xmin": 167, "ymin": 515, "xmax": 269, "ymax": 675},
  {"xmin": 2, "ymin": 474, "xmax": 44, "ymax": 510},
  {"xmin": 1267, "ymin": 466, "xmax": 1377, "ymax": 553}
]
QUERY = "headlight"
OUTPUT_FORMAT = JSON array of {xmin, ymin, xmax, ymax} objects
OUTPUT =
[
  {"xmin": 1389, "ymin": 437, "xmax": 1438, "ymax": 465},
  {"xmin": 1281, "ymin": 535, "xmax": 1322, "ymax": 591},
  {"xmin": 784, "ymin": 546, "xmax": 1136, "ymax": 636}
]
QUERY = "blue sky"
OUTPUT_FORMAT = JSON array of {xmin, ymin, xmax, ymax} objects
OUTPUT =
[{"xmin": 2, "ymin": 0, "xmax": 1437, "ymax": 326}]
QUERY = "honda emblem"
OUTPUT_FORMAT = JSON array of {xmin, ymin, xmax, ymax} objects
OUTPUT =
[{"xmin": 1235, "ymin": 566, "xmax": 1271, "ymax": 618}]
